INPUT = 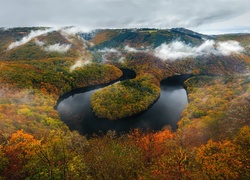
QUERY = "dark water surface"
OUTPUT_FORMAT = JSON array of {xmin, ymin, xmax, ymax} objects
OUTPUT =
[{"xmin": 57, "ymin": 73, "xmax": 190, "ymax": 136}]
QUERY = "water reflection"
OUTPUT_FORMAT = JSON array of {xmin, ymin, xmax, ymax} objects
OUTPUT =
[{"xmin": 57, "ymin": 75, "xmax": 190, "ymax": 136}]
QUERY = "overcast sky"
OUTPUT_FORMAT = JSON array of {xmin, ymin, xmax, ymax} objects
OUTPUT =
[{"xmin": 1, "ymin": 0, "xmax": 250, "ymax": 34}]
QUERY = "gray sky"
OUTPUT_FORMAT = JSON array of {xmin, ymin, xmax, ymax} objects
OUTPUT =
[{"xmin": 1, "ymin": 0, "xmax": 250, "ymax": 34}]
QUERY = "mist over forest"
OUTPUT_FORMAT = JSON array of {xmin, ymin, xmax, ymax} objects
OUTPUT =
[{"xmin": 0, "ymin": 26, "xmax": 249, "ymax": 179}]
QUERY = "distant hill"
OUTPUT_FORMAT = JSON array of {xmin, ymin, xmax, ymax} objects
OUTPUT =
[
  {"xmin": 87, "ymin": 28, "xmax": 209, "ymax": 50},
  {"xmin": 0, "ymin": 27, "xmax": 90, "ymax": 60},
  {"xmin": 1, "ymin": 27, "xmax": 250, "ymax": 60}
]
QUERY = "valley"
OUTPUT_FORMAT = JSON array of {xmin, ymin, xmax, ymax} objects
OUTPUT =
[{"xmin": 0, "ymin": 27, "xmax": 249, "ymax": 179}]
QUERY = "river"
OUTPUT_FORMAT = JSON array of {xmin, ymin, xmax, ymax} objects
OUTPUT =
[{"xmin": 57, "ymin": 72, "xmax": 190, "ymax": 136}]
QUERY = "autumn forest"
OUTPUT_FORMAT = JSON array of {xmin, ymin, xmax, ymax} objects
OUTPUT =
[{"xmin": 0, "ymin": 27, "xmax": 249, "ymax": 179}]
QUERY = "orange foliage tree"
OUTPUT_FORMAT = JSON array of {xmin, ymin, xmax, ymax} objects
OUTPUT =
[
  {"xmin": 130, "ymin": 129, "xmax": 192, "ymax": 179},
  {"xmin": 3, "ymin": 130, "xmax": 40, "ymax": 179},
  {"xmin": 195, "ymin": 139, "xmax": 242, "ymax": 179}
]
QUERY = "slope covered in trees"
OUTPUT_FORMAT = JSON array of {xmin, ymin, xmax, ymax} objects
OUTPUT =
[
  {"xmin": 87, "ymin": 28, "xmax": 250, "ymax": 119},
  {"xmin": 89, "ymin": 28, "xmax": 207, "ymax": 49},
  {"xmin": 0, "ymin": 27, "xmax": 91, "ymax": 61},
  {"xmin": 91, "ymin": 74, "xmax": 160, "ymax": 120},
  {"xmin": 0, "ymin": 27, "xmax": 249, "ymax": 179},
  {"xmin": 0, "ymin": 118, "xmax": 249, "ymax": 179},
  {"xmin": 90, "ymin": 51, "xmax": 249, "ymax": 119},
  {"xmin": 0, "ymin": 60, "xmax": 122, "ymax": 95}
]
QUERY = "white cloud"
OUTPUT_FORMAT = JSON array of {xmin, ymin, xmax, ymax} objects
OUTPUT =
[
  {"xmin": 98, "ymin": 48, "xmax": 118, "ymax": 53},
  {"xmin": 44, "ymin": 43, "xmax": 71, "ymax": 53},
  {"xmin": 118, "ymin": 57, "xmax": 125, "ymax": 63},
  {"xmin": 195, "ymin": 40, "xmax": 216, "ymax": 54},
  {"xmin": 60, "ymin": 26, "xmax": 90, "ymax": 35},
  {"xmin": 59, "ymin": 26, "xmax": 93, "ymax": 50},
  {"xmin": 154, "ymin": 40, "xmax": 244, "ymax": 60},
  {"xmin": 7, "ymin": 28, "xmax": 57, "ymax": 50},
  {"xmin": 70, "ymin": 59, "xmax": 90, "ymax": 72},
  {"xmin": 124, "ymin": 45, "xmax": 149, "ymax": 53},
  {"xmin": 124, "ymin": 45, "xmax": 138, "ymax": 52},
  {"xmin": 217, "ymin": 41, "xmax": 244, "ymax": 56},
  {"xmin": 60, "ymin": 27, "xmax": 83, "ymax": 42},
  {"xmin": 155, "ymin": 42, "xmax": 194, "ymax": 60},
  {"xmin": 34, "ymin": 38, "xmax": 45, "ymax": 46}
]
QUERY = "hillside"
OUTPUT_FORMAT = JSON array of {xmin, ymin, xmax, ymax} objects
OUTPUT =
[
  {"xmin": 0, "ymin": 27, "xmax": 249, "ymax": 179},
  {"xmin": 0, "ymin": 27, "xmax": 91, "ymax": 61},
  {"xmin": 0, "ymin": 27, "xmax": 249, "ymax": 120}
]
